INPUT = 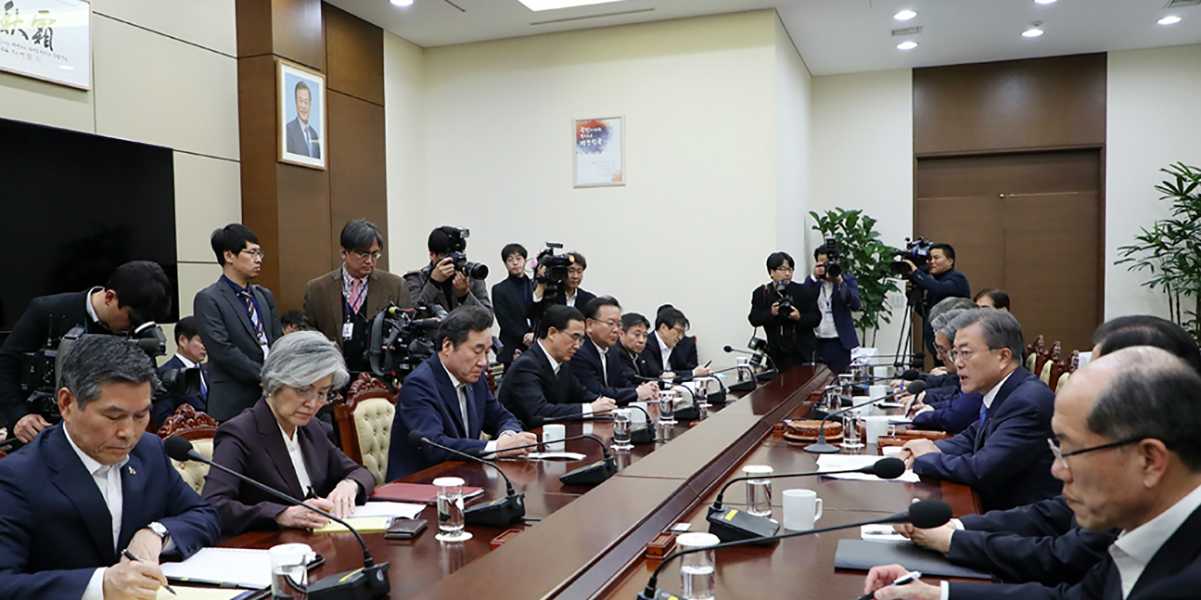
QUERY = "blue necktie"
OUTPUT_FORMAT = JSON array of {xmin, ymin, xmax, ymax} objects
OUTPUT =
[{"xmin": 978, "ymin": 403, "xmax": 989, "ymax": 428}]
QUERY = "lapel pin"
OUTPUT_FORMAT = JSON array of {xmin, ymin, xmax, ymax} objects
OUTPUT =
[{"xmin": 127, "ymin": 466, "xmax": 137, "ymax": 476}]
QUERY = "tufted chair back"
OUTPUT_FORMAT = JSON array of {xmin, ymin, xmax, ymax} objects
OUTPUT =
[
  {"xmin": 166, "ymin": 428, "xmax": 217, "ymax": 494},
  {"xmin": 334, "ymin": 373, "xmax": 398, "ymax": 485}
]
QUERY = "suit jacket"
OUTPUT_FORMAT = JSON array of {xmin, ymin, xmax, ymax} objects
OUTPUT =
[
  {"xmin": 302, "ymin": 267, "xmax": 413, "ymax": 349},
  {"xmin": 571, "ymin": 337, "xmax": 638, "ymax": 404},
  {"xmin": 0, "ymin": 426, "xmax": 219, "ymax": 598},
  {"xmin": 491, "ymin": 275, "xmax": 534, "ymax": 365},
  {"xmin": 802, "ymin": 274, "xmax": 862, "ymax": 350},
  {"xmin": 202, "ymin": 398, "xmax": 374, "ymax": 535},
  {"xmin": 193, "ymin": 278, "xmax": 283, "ymax": 421},
  {"xmin": 387, "ymin": 355, "xmax": 524, "ymax": 479},
  {"xmin": 0, "ymin": 291, "xmax": 103, "ymax": 431},
  {"xmin": 961, "ymin": 496, "xmax": 1075, "ymax": 536},
  {"xmin": 528, "ymin": 288, "xmax": 597, "ymax": 326},
  {"xmin": 497, "ymin": 342, "xmax": 598, "ymax": 428},
  {"xmin": 285, "ymin": 117, "xmax": 321, "ymax": 158},
  {"xmin": 640, "ymin": 332, "xmax": 695, "ymax": 380},
  {"xmin": 914, "ymin": 367, "xmax": 1061, "ymax": 511},
  {"xmin": 152, "ymin": 355, "xmax": 208, "ymax": 428},
  {"xmin": 948, "ymin": 517, "xmax": 1115, "ymax": 586},
  {"xmin": 403, "ymin": 263, "xmax": 492, "ymax": 314},
  {"xmin": 948, "ymin": 502, "xmax": 1201, "ymax": 600},
  {"xmin": 609, "ymin": 343, "xmax": 652, "ymax": 388},
  {"xmin": 747, "ymin": 281, "xmax": 821, "ymax": 368},
  {"xmin": 912, "ymin": 385, "xmax": 984, "ymax": 435}
]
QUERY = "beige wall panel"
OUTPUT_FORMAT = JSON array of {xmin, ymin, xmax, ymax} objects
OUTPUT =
[
  {"xmin": 93, "ymin": 0, "xmax": 237, "ymax": 56},
  {"xmin": 174, "ymin": 152, "xmax": 242, "ymax": 263},
  {"xmin": 0, "ymin": 71, "xmax": 94, "ymax": 133},
  {"xmin": 177, "ymin": 261, "xmax": 222, "ymax": 322}
]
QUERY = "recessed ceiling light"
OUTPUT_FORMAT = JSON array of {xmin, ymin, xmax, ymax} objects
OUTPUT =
[
  {"xmin": 390, "ymin": 0, "xmax": 413, "ymax": 6},
  {"xmin": 897, "ymin": 40, "xmax": 919, "ymax": 51},
  {"xmin": 1022, "ymin": 23, "xmax": 1045, "ymax": 38},
  {"xmin": 893, "ymin": 9, "xmax": 918, "ymax": 21},
  {"xmin": 516, "ymin": 0, "xmax": 626, "ymax": 11},
  {"xmin": 1034, "ymin": 0, "xmax": 1057, "ymax": 5},
  {"xmin": 1158, "ymin": 15, "xmax": 1183, "ymax": 25}
]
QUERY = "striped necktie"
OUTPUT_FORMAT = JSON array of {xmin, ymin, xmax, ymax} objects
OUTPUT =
[{"xmin": 237, "ymin": 288, "xmax": 269, "ymax": 347}]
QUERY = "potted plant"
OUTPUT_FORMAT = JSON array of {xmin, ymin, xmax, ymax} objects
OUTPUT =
[{"xmin": 808, "ymin": 208, "xmax": 903, "ymax": 346}]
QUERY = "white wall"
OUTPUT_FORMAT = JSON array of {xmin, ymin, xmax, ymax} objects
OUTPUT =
[
  {"xmin": 810, "ymin": 69, "xmax": 914, "ymax": 350},
  {"xmin": 1105, "ymin": 44, "xmax": 1201, "ymax": 322},
  {"xmin": 774, "ymin": 18, "xmax": 812, "ymax": 265},
  {"xmin": 385, "ymin": 11, "xmax": 810, "ymax": 364},
  {"xmin": 0, "ymin": 0, "xmax": 240, "ymax": 355},
  {"xmin": 383, "ymin": 33, "xmax": 427, "ymax": 273}
]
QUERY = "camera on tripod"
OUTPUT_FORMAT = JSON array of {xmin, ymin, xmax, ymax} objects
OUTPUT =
[
  {"xmin": 890, "ymin": 237, "xmax": 935, "ymax": 277},
  {"xmin": 534, "ymin": 242, "xmax": 574, "ymax": 297},
  {"xmin": 440, "ymin": 226, "xmax": 489, "ymax": 280},
  {"xmin": 820, "ymin": 237, "xmax": 843, "ymax": 280},
  {"xmin": 367, "ymin": 303, "xmax": 447, "ymax": 380}
]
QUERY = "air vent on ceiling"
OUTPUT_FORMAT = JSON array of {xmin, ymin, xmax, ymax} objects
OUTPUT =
[
  {"xmin": 891, "ymin": 26, "xmax": 923, "ymax": 37},
  {"xmin": 1165, "ymin": 0, "xmax": 1201, "ymax": 8},
  {"xmin": 531, "ymin": 7, "xmax": 654, "ymax": 26}
]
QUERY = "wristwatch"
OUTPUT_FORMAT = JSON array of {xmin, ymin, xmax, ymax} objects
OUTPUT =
[{"xmin": 146, "ymin": 521, "xmax": 170, "ymax": 546}]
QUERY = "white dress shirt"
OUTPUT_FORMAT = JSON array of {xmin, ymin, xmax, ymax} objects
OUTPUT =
[
  {"xmin": 173, "ymin": 353, "xmax": 206, "ymax": 392},
  {"xmin": 654, "ymin": 332, "xmax": 673, "ymax": 372},
  {"xmin": 1110, "ymin": 482, "xmax": 1201, "ymax": 598},
  {"xmin": 814, "ymin": 279, "xmax": 838, "ymax": 339},
  {"xmin": 64, "ymin": 426, "xmax": 128, "ymax": 600},
  {"xmin": 981, "ymin": 370, "xmax": 1015, "ymax": 411},
  {"xmin": 539, "ymin": 341, "xmax": 591, "ymax": 415},
  {"xmin": 277, "ymin": 422, "xmax": 314, "ymax": 495},
  {"xmin": 438, "ymin": 361, "xmax": 512, "ymax": 453}
]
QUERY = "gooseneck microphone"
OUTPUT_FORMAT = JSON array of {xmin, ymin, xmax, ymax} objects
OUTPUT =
[
  {"xmin": 803, "ymin": 380, "xmax": 926, "ymax": 455},
  {"xmin": 705, "ymin": 457, "xmax": 907, "ymax": 543},
  {"xmin": 640, "ymin": 500, "xmax": 952, "ymax": 600},
  {"xmin": 165, "ymin": 437, "xmax": 389, "ymax": 600},
  {"xmin": 408, "ymin": 433, "xmax": 525, "ymax": 527},
  {"xmin": 479, "ymin": 429, "xmax": 619, "ymax": 486}
]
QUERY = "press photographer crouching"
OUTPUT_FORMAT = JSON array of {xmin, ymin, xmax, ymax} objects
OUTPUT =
[
  {"xmin": 802, "ymin": 241, "xmax": 862, "ymax": 374},
  {"xmin": 0, "ymin": 260, "xmax": 177, "ymax": 444},
  {"xmin": 404, "ymin": 226, "xmax": 492, "ymax": 314},
  {"xmin": 896, "ymin": 241, "xmax": 971, "ymax": 360},
  {"xmin": 748, "ymin": 251, "xmax": 821, "ymax": 372}
]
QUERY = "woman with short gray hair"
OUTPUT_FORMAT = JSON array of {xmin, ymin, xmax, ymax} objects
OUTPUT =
[{"xmin": 202, "ymin": 331, "xmax": 375, "ymax": 535}]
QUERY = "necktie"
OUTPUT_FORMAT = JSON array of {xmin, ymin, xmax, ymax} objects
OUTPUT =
[
  {"xmin": 457, "ymin": 385, "xmax": 471, "ymax": 435},
  {"xmin": 978, "ymin": 403, "xmax": 989, "ymax": 427},
  {"xmin": 199, "ymin": 372, "xmax": 208, "ymax": 400},
  {"xmin": 237, "ymin": 288, "xmax": 269, "ymax": 348},
  {"xmin": 348, "ymin": 278, "xmax": 365, "ymax": 314}
]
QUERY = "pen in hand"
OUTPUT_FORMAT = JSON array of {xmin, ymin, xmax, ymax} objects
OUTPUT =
[
  {"xmin": 121, "ymin": 548, "xmax": 177, "ymax": 596},
  {"xmin": 856, "ymin": 570, "xmax": 922, "ymax": 600}
]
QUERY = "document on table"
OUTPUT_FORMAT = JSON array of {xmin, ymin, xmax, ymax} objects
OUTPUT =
[
  {"xmin": 157, "ymin": 586, "xmax": 250, "ymax": 600},
  {"xmin": 526, "ymin": 451, "xmax": 587, "ymax": 461},
  {"xmin": 351, "ymin": 501, "xmax": 425, "ymax": 520},
  {"xmin": 161, "ymin": 548, "xmax": 274, "ymax": 589},
  {"xmin": 816, "ymin": 454, "xmax": 920, "ymax": 483},
  {"xmin": 314, "ymin": 516, "xmax": 394, "ymax": 534},
  {"xmin": 861, "ymin": 524, "xmax": 908, "ymax": 542}
]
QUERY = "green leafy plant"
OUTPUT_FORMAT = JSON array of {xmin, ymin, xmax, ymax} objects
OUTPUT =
[
  {"xmin": 1116, "ymin": 162, "xmax": 1201, "ymax": 343},
  {"xmin": 808, "ymin": 208, "xmax": 903, "ymax": 345}
]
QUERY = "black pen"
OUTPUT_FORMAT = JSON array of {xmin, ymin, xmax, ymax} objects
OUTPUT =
[
  {"xmin": 121, "ymin": 548, "xmax": 177, "ymax": 596},
  {"xmin": 856, "ymin": 570, "xmax": 922, "ymax": 600}
]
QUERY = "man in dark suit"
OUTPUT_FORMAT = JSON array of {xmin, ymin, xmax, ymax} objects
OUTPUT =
[
  {"xmin": 748, "ymin": 251, "xmax": 822, "ymax": 371},
  {"xmin": 194, "ymin": 224, "xmax": 283, "ymax": 422},
  {"xmin": 571, "ymin": 297, "xmax": 658, "ymax": 406},
  {"xmin": 529, "ymin": 251, "xmax": 596, "ymax": 326},
  {"xmin": 404, "ymin": 226, "xmax": 492, "ymax": 314},
  {"xmin": 387, "ymin": 306, "xmax": 537, "ymax": 479},
  {"xmin": 801, "ymin": 243, "xmax": 862, "ymax": 374},
  {"xmin": 152, "ymin": 316, "xmax": 209, "ymax": 429},
  {"xmin": 284, "ymin": 81, "xmax": 321, "ymax": 159},
  {"xmin": 902, "ymin": 309, "xmax": 1060, "ymax": 512},
  {"xmin": 867, "ymin": 347, "xmax": 1201, "ymax": 600},
  {"xmin": 491, "ymin": 243, "xmax": 534, "ymax": 367},
  {"xmin": 0, "ymin": 335, "xmax": 219, "ymax": 599},
  {"xmin": 642, "ymin": 307, "xmax": 713, "ymax": 380},
  {"xmin": 0, "ymin": 260, "xmax": 172, "ymax": 444},
  {"xmin": 901, "ymin": 242, "xmax": 971, "ymax": 360},
  {"xmin": 303, "ymin": 219, "xmax": 412, "ymax": 374},
  {"xmin": 609, "ymin": 312, "xmax": 655, "ymax": 387},
  {"xmin": 907, "ymin": 308, "xmax": 983, "ymax": 435},
  {"xmin": 497, "ymin": 305, "xmax": 617, "ymax": 428}
]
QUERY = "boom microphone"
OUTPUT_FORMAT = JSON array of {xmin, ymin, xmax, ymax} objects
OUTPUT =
[
  {"xmin": 804, "ymin": 380, "xmax": 926, "ymax": 454},
  {"xmin": 408, "ymin": 433, "xmax": 525, "ymax": 527}
]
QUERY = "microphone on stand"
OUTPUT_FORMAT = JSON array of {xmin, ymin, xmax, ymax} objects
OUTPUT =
[
  {"xmin": 705, "ymin": 457, "xmax": 907, "ymax": 543},
  {"xmin": 488, "ymin": 423, "xmax": 619, "ymax": 486},
  {"xmin": 804, "ymin": 380, "xmax": 926, "ymax": 454},
  {"xmin": 640, "ymin": 500, "xmax": 953, "ymax": 600},
  {"xmin": 165, "ymin": 438, "xmax": 389, "ymax": 600},
  {"xmin": 407, "ymin": 433, "xmax": 525, "ymax": 527}
]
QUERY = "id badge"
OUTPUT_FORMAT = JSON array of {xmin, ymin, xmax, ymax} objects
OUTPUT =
[{"xmin": 342, "ymin": 322, "xmax": 355, "ymax": 340}]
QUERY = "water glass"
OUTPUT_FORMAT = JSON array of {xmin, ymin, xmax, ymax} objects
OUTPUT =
[
  {"xmin": 742, "ymin": 464, "xmax": 774, "ymax": 517},
  {"xmin": 269, "ymin": 543, "xmax": 314, "ymax": 599},
  {"xmin": 434, "ymin": 477, "xmax": 472, "ymax": 543},
  {"xmin": 658, "ymin": 389, "xmax": 677, "ymax": 424},
  {"xmin": 612, "ymin": 409, "xmax": 633, "ymax": 450},
  {"xmin": 841, "ymin": 413, "xmax": 864, "ymax": 449},
  {"xmin": 677, "ymin": 532, "xmax": 719, "ymax": 600}
]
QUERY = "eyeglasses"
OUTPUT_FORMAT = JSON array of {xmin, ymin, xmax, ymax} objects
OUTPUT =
[
  {"xmin": 294, "ymin": 384, "xmax": 334, "ymax": 405},
  {"xmin": 241, "ymin": 249, "xmax": 266, "ymax": 259},
  {"xmin": 1047, "ymin": 436, "xmax": 1145, "ymax": 472},
  {"xmin": 352, "ymin": 250, "xmax": 382, "ymax": 262},
  {"xmin": 591, "ymin": 318, "xmax": 621, "ymax": 328},
  {"xmin": 948, "ymin": 346, "xmax": 999, "ymax": 363},
  {"xmin": 773, "ymin": 266, "xmax": 795, "ymax": 273}
]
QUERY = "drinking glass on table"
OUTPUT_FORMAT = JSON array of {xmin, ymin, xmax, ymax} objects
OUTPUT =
[
  {"xmin": 742, "ymin": 465, "xmax": 774, "ymax": 518},
  {"xmin": 612, "ymin": 409, "xmax": 634, "ymax": 451},
  {"xmin": 841, "ymin": 412, "xmax": 864, "ymax": 449},
  {"xmin": 658, "ymin": 389, "xmax": 678, "ymax": 424},
  {"xmin": 677, "ymin": 532, "xmax": 720, "ymax": 600},
  {"xmin": 269, "ymin": 543, "xmax": 314, "ymax": 599},
  {"xmin": 434, "ymin": 477, "xmax": 472, "ymax": 543}
]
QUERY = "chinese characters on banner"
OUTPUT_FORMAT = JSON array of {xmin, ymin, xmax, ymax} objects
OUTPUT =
[
  {"xmin": 574, "ymin": 117, "xmax": 624, "ymax": 188},
  {"xmin": 0, "ymin": 0, "xmax": 89, "ymax": 89}
]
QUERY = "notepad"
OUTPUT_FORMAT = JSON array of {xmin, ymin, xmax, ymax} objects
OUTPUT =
[
  {"xmin": 162, "ymin": 548, "xmax": 274, "ymax": 589},
  {"xmin": 372, "ymin": 482, "xmax": 485, "ymax": 504},
  {"xmin": 816, "ymin": 454, "xmax": 920, "ymax": 483},
  {"xmin": 351, "ymin": 501, "xmax": 426, "ymax": 520},
  {"xmin": 313, "ymin": 516, "xmax": 394, "ymax": 534},
  {"xmin": 157, "ymin": 586, "xmax": 250, "ymax": 600},
  {"xmin": 525, "ymin": 451, "xmax": 587, "ymax": 461}
]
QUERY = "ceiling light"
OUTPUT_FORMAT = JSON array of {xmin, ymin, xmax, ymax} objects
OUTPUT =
[
  {"xmin": 897, "ymin": 40, "xmax": 919, "ymax": 51},
  {"xmin": 893, "ymin": 9, "xmax": 917, "ymax": 21},
  {"xmin": 516, "ymin": 0, "xmax": 626, "ymax": 11},
  {"xmin": 1158, "ymin": 15, "xmax": 1183, "ymax": 25},
  {"xmin": 1034, "ymin": 0, "xmax": 1057, "ymax": 5},
  {"xmin": 1022, "ymin": 23, "xmax": 1045, "ymax": 38},
  {"xmin": 390, "ymin": 0, "xmax": 413, "ymax": 6}
]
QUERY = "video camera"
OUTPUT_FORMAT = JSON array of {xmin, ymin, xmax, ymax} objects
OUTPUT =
[
  {"xmin": 367, "ymin": 303, "xmax": 448, "ymax": 380},
  {"xmin": 534, "ymin": 242, "xmax": 574, "ymax": 297},
  {"xmin": 439, "ymin": 226, "xmax": 489, "ymax": 280},
  {"xmin": 890, "ymin": 237, "xmax": 936, "ymax": 277},
  {"xmin": 820, "ymin": 237, "xmax": 843, "ymax": 280}
]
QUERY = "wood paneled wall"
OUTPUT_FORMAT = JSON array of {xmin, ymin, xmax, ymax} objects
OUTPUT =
[{"xmin": 234, "ymin": 0, "xmax": 387, "ymax": 310}]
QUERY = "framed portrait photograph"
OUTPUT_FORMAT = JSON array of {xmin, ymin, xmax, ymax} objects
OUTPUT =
[
  {"xmin": 277, "ymin": 60, "xmax": 326, "ymax": 170},
  {"xmin": 573, "ymin": 116, "xmax": 624, "ymax": 188}
]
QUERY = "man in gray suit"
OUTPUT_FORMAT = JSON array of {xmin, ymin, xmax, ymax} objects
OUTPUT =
[
  {"xmin": 194, "ymin": 224, "xmax": 283, "ymax": 421},
  {"xmin": 285, "ymin": 81, "xmax": 320, "ymax": 159}
]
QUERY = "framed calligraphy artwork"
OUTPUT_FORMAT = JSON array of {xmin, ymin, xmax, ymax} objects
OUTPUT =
[{"xmin": 0, "ymin": 0, "xmax": 90, "ymax": 90}]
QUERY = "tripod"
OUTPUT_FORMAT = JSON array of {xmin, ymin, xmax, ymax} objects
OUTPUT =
[{"xmin": 891, "ymin": 280, "xmax": 927, "ymax": 371}]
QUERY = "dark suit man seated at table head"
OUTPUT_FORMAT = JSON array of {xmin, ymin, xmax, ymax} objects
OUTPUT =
[
  {"xmin": 0, "ymin": 335, "xmax": 219, "ymax": 600},
  {"xmin": 202, "ymin": 332, "xmax": 375, "ymax": 535},
  {"xmin": 900, "ymin": 309, "xmax": 1061, "ymax": 511},
  {"xmin": 387, "ymin": 306, "xmax": 537, "ymax": 479},
  {"xmin": 610, "ymin": 312, "xmax": 655, "ymax": 386},
  {"xmin": 497, "ymin": 304, "xmax": 617, "ymax": 428},
  {"xmin": 643, "ymin": 306, "xmax": 712, "ymax": 380},
  {"xmin": 571, "ymin": 296, "xmax": 658, "ymax": 406},
  {"xmin": 152, "ymin": 315, "xmax": 210, "ymax": 429},
  {"xmin": 868, "ymin": 346, "xmax": 1201, "ymax": 600}
]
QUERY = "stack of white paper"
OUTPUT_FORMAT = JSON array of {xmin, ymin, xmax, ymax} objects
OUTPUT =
[
  {"xmin": 161, "ymin": 548, "xmax": 274, "ymax": 589},
  {"xmin": 816, "ymin": 454, "xmax": 920, "ymax": 483},
  {"xmin": 351, "ymin": 501, "xmax": 425, "ymax": 520}
]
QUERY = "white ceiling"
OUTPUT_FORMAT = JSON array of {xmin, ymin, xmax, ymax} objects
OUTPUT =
[{"xmin": 329, "ymin": 0, "xmax": 1201, "ymax": 75}]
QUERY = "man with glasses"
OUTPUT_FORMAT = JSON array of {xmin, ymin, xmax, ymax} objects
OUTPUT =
[
  {"xmin": 899, "ymin": 309, "xmax": 1060, "ymax": 511},
  {"xmin": 866, "ymin": 346, "xmax": 1201, "ymax": 599},
  {"xmin": 905, "ymin": 308, "xmax": 983, "ymax": 435},
  {"xmin": 497, "ymin": 305, "xmax": 617, "ymax": 428},
  {"xmin": 194, "ymin": 224, "xmax": 284, "ymax": 421},
  {"xmin": 571, "ymin": 297, "xmax": 658, "ymax": 405},
  {"xmin": 748, "ymin": 251, "xmax": 821, "ymax": 371},
  {"xmin": 303, "ymin": 219, "xmax": 412, "ymax": 374},
  {"xmin": 611, "ymin": 313, "xmax": 656, "ymax": 387}
]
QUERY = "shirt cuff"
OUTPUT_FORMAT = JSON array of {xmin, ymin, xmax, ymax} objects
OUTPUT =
[
  {"xmin": 83, "ymin": 568, "xmax": 105, "ymax": 600},
  {"xmin": 951, "ymin": 518, "xmax": 964, "ymax": 530},
  {"xmin": 941, "ymin": 580, "xmax": 950, "ymax": 600},
  {"xmin": 581, "ymin": 404, "xmax": 593, "ymax": 417},
  {"xmin": 532, "ymin": 289, "xmax": 544, "ymax": 302},
  {"xmin": 483, "ymin": 440, "xmax": 498, "ymax": 454}
]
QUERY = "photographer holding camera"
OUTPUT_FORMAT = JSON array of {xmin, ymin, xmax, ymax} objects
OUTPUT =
[
  {"xmin": 898, "ymin": 242, "xmax": 971, "ymax": 358},
  {"xmin": 528, "ymin": 245, "xmax": 595, "ymax": 325},
  {"xmin": 801, "ymin": 241, "xmax": 861, "ymax": 374},
  {"xmin": 748, "ymin": 251, "xmax": 821, "ymax": 372},
  {"xmin": 404, "ymin": 226, "xmax": 492, "ymax": 314},
  {"xmin": 0, "ymin": 260, "xmax": 172, "ymax": 443}
]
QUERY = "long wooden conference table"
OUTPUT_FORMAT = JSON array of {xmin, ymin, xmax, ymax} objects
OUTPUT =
[{"xmin": 224, "ymin": 366, "xmax": 981, "ymax": 598}]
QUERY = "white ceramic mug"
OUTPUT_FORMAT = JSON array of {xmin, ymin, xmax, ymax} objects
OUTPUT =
[
  {"xmin": 542, "ymin": 423, "xmax": 566, "ymax": 452},
  {"xmin": 863, "ymin": 415, "xmax": 892, "ymax": 444},
  {"xmin": 782, "ymin": 489, "xmax": 823, "ymax": 531},
  {"xmin": 853, "ymin": 395, "xmax": 874, "ymax": 416}
]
